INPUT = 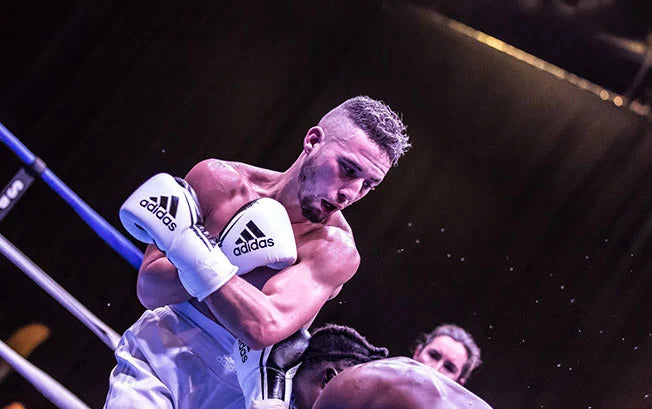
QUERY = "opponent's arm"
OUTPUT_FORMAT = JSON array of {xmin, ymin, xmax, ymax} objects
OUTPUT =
[{"xmin": 203, "ymin": 227, "xmax": 359, "ymax": 349}]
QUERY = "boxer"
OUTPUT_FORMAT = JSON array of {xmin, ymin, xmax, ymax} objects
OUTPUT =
[
  {"xmin": 311, "ymin": 357, "xmax": 492, "ymax": 409},
  {"xmin": 246, "ymin": 325, "xmax": 491, "ymax": 409},
  {"xmin": 104, "ymin": 96, "xmax": 410, "ymax": 409}
]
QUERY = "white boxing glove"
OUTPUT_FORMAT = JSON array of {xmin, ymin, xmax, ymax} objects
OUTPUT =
[
  {"xmin": 234, "ymin": 329, "xmax": 310, "ymax": 409},
  {"xmin": 119, "ymin": 173, "xmax": 202, "ymax": 249},
  {"xmin": 219, "ymin": 198, "xmax": 297, "ymax": 275},
  {"xmin": 251, "ymin": 399, "xmax": 287, "ymax": 409},
  {"xmin": 119, "ymin": 173, "xmax": 238, "ymax": 301}
]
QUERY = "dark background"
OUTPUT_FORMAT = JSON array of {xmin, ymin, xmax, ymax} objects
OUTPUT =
[{"xmin": 1, "ymin": 2, "xmax": 651, "ymax": 409}]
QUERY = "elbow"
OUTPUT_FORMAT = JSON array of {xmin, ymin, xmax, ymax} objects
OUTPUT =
[
  {"xmin": 136, "ymin": 275, "xmax": 162, "ymax": 310},
  {"xmin": 239, "ymin": 320, "xmax": 285, "ymax": 350}
]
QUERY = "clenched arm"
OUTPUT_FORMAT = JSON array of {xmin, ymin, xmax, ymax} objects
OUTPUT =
[{"xmin": 204, "ymin": 227, "xmax": 359, "ymax": 349}]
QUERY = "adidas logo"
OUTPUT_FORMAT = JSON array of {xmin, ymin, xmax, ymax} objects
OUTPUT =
[
  {"xmin": 237, "ymin": 339, "xmax": 250, "ymax": 363},
  {"xmin": 232, "ymin": 220, "xmax": 275, "ymax": 256},
  {"xmin": 139, "ymin": 195, "xmax": 179, "ymax": 231}
]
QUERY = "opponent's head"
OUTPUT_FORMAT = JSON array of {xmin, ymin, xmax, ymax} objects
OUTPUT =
[
  {"xmin": 292, "ymin": 324, "xmax": 389, "ymax": 409},
  {"xmin": 412, "ymin": 324, "xmax": 481, "ymax": 385},
  {"xmin": 298, "ymin": 96, "xmax": 410, "ymax": 223}
]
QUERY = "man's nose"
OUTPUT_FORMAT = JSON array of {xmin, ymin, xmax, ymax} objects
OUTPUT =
[{"xmin": 337, "ymin": 180, "xmax": 364, "ymax": 204}]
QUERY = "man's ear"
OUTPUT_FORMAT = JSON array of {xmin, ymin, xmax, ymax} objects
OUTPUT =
[
  {"xmin": 321, "ymin": 366, "xmax": 338, "ymax": 388},
  {"xmin": 303, "ymin": 126, "xmax": 325, "ymax": 155},
  {"xmin": 458, "ymin": 377, "xmax": 466, "ymax": 385},
  {"xmin": 412, "ymin": 345, "xmax": 422, "ymax": 360}
]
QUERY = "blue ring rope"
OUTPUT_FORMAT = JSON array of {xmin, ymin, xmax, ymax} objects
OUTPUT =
[{"xmin": 0, "ymin": 122, "xmax": 143, "ymax": 269}]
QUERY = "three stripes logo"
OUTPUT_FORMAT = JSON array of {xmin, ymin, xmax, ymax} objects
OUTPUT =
[
  {"xmin": 139, "ymin": 195, "xmax": 179, "ymax": 231},
  {"xmin": 232, "ymin": 220, "xmax": 275, "ymax": 256}
]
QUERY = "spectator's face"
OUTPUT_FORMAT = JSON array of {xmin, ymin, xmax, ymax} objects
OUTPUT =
[{"xmin": 412, "ymin": 335, "xmax": 468, "ymax": 384}]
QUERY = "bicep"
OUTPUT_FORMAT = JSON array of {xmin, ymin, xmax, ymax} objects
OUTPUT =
[
  {"xmin": 260, "ymin": 234, "xmax": 358, "ymax": 327},
  {"xmin": 259, "ymin": 261, "xmax": 337, "ymax": 328}
]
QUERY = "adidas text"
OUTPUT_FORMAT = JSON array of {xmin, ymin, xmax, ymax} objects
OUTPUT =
[
  {"xmin": 139, "ymin": 199, "xmax": 177, "ymax": 231},
  {"xmin": 233, "ymin": 238, "xmax": 274, "ymax": 256},
  {"xmin": 238, "ymin": 340, "xmax": 250, "ymax": 363}
]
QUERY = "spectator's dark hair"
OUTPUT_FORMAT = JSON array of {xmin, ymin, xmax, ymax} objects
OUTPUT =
[
  {"xmin": 413, "ymin": 324, "xmax": 482, "ymax": 382},
  {"xmin": 341, "ymin": 96, "xmax": 410, "ymax": 166},
  {"xmin": 302, "ymin": 324, "xmax": 388, "ymax": 368}
]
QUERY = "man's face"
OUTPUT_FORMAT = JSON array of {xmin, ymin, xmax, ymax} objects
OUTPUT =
[
  {"xmin": 298, "ymin": 126, "xmax": 391, "ymax": 223},
  {"xmin": 412, "ymin": 335, "xmax": 469, "ymax": 384}
]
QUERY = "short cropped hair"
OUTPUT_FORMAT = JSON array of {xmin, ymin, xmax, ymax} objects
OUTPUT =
[
  {"xmin": 301, "ymin": 324, "xmax": 389, "ymax": 368},
  {"xmin": 413, "ymin": 324, "xmax": 482, "ymax": 382},
  {"xmin": 341, "ymin": 96, "xmax": 410, "ymax": 166}
]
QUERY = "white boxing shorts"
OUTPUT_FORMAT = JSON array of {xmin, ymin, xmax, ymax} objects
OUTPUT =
[{"xmin": 104, "ymin": 302, "xmax": 244, "ymax": 409}]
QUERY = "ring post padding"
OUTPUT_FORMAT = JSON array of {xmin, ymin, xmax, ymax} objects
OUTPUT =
[
  {"xmin": 0, "ymin": 233, "xmax": 122, "ymax": 350},
  {"xmin": 0, "ymin": 121, "xmax": 144, "ymax": 269},
  {"xmin": 0, "ymin": 339, "xmax": 91, "ymax": 409}
]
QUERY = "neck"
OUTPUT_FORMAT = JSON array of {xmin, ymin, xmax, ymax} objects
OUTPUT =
[{"xmin": 264, "ymin": 155, "xmax": 308, "ymax": 224}]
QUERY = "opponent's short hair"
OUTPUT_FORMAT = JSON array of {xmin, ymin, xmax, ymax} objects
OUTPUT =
[
  {"xmin": 341, "ymin": 96, "xmax": 410, "ymax": 166},
  {"xmin": 413, "ymin": 324, "xmax": 482, "ymax": 382},
  {"xmin": 301, "ymin": 324, "xmax": 389, "ymax": 368}
]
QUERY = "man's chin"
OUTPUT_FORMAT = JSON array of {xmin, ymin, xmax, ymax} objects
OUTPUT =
[{"xmin": 301, "ymin": 205, "xmax": 328, "ymax": 224}]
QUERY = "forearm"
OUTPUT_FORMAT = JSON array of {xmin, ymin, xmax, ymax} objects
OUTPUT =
[
  {"xmin": 137, "ymin": 246, "xmax": 192, "ymax": 309},
  {"xmin": 203, "ymin": 277, "xmax": 307, "ymax": 349}
]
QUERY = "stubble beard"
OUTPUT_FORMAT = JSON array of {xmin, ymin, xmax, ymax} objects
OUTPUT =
[{"xmin": 298, "ymin": 158, "xmax": 328, "ymax": 224}]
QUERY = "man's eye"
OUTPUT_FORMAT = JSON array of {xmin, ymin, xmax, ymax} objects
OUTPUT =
[
  {"xmin": 444, "ymin": 364, "xmax": 455, "ymax": 373},
  {"xmin": 341, "ymin": 163, "xmax": 355, "ymax": 175},
  {"xmin": 363, "ymin": 181, "xmax": 375, "ymax": 190},
  {"xmin": 429, "ymin": 351, "xmax": 441, "ymax": 361}
]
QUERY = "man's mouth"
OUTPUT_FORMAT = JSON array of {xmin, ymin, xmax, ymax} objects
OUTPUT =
[{"xmin": 321, "ymin": 199, "xmax": 337, "ymax": 213}]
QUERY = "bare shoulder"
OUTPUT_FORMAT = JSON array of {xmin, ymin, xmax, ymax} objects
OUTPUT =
[
  {"xmin": 320, "ymin": 358, "xmax": 493, "ymax": 409},
  {"xmin": 185, "ymin": 159, "xmax": 242, "ymax": 190},
  {"xmin": 183, "ymin": 159, "xmax": 250, "ymax": 212},
  {"xmin": 314, "ymin": 358, "xmax": 439, "ymax": 409},
  {"xmin": 300, "ymin": 213, "xmax": 360, "ymax": 281}
]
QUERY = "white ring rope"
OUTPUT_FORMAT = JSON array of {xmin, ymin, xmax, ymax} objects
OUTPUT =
[
  {"xmin": 0, "ymin": 232, "xmax": 121, "ymax": 350},
  {"xmin": 0, "ymin": 339, "xmax": 90, "ymax": 409}
]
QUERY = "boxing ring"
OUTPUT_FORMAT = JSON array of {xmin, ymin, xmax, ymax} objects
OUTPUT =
[{"xmin": 0, "ymin": 123, "xmax": 144, "ymax": 408}]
